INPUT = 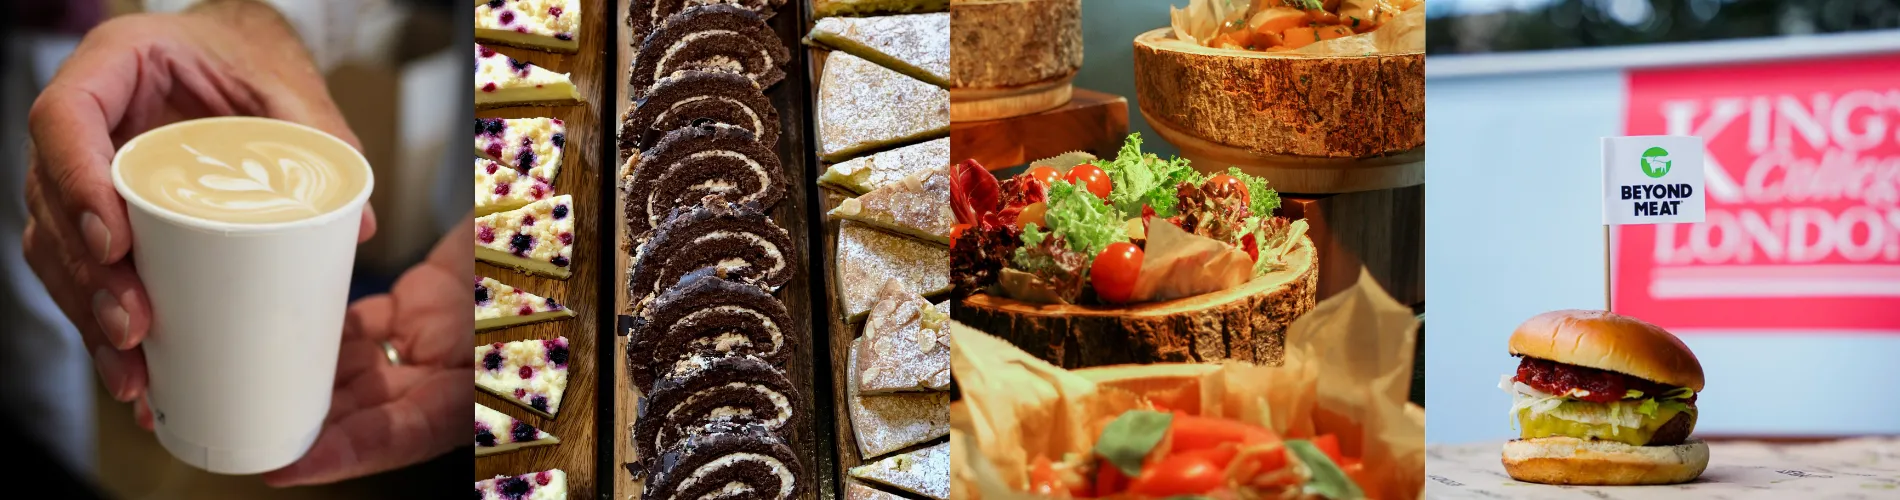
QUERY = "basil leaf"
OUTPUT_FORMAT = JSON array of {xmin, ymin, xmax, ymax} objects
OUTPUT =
[
  {"xmin": 1164, "ymin": 496, "xmax": 1217, "ymax": 500},
  {"xmin": 1286, "ymin": 439, "xmax": 1365, "ymax": 500},
  {"xmin": 1093, "ymin": 410, "xmax": 1173, "ymax": 477}
]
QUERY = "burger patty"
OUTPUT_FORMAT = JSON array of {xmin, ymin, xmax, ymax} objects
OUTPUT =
[
  {"xmin": 1515, "ymin": 357, "xmax": 1697, "ymax": 405},
  {"xmin": 1647, "ymin": 411, "xmax": 1695, "ymax": 446}
]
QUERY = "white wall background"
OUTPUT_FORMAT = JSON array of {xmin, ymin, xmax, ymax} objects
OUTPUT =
[{"xmin": 1424, "ymin": 38, "xmax": 1900, "ymax": 444}]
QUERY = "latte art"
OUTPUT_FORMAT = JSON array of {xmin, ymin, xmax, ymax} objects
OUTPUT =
[{"xmin": 116, "ymin": 118, "xmax": 368, "ymax": 224}]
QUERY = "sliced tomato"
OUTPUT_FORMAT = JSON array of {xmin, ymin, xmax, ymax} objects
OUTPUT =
[
  {"xmin": 1094, "ymin": 458, "xmax": 1129, "ymax": 497},
  {"xmin": 1232, "ymin": 445, "xmax": 1292, "ymax": 484},
  {"xmin": 1064, "ymin": 164, "xmax": 1113, "ymax": 200},
  {"xmin": 949, "ymin": 224, "xmax": 971, "ymax": 249},
  {"xmin": 1309, "ymin": 434, "xmax": 1343, "ymax": 464},
  {"xmin": 1172, "ymin": 443, "xmax": 1241, "ymax": 469},
  {"xmin": 1127, "ymin": 452, "xmax": 1225, "ymax": 496},
  {"xmin": 1089, "ymin": 242, "xmax": 1142, "ymax": 303},
  {"xmin": 1170, "ymin": 413, "xmax": 1276, "ymax": 452}
]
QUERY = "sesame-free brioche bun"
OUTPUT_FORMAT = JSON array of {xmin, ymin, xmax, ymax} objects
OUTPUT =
[
  {"xmin": 1509, "ymin": 310, "xmax": 1704, "ymax": 391},
  {"xmin": 1502, "ymin": 437, "xmax": 1709, "ymax": 485}
]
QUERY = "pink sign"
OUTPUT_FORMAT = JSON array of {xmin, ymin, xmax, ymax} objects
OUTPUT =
[{"xmin": 1618, "ymin": 54, "xmax": 1900, "ymax": 331}]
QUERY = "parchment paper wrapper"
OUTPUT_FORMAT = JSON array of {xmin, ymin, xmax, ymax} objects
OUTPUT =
[
  {"xmin": 1426, "ymin": 437, "xmax": 1900, "ymax": 499},
  {"xmin": 1129, "ymin": 221, "xmax": 1252, "ymax": 303},
  {"xmin": 952, "ymin": 268, "xmax": 1425, "ymax": 500}
]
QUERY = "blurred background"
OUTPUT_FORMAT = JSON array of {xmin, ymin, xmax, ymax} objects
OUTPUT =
[
  {"xmin": 1425, "ymin": 0, "xmax": 1900, "ymax": 444},
  {"xmin": 1, "ymin": 0, "xmax": 468, "ymax": 497}
]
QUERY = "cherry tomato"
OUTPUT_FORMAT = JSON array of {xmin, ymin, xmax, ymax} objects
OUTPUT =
[
  {"xmin": 1127, "ymin": 453, "xmax": 1225, "ymax": 496},
  {"xmin": 1064, "ymin": 164, "xmax": 1113, "ymax": 200},
  {"xmin": 1027, "ymin": 166, "xmax": 1062, "ymax": 189},
  {"xmin": 1310, "ymin": 434, "xmax": 1343, "ymax": 464},
  {"xmin": 1094, "ymin": 458, "xmax": 1129, "ymax": 497},
  {"xmin": 1170, "ymin": 413, "xmax": 1277, "ymax": 452},
  {"xmin": 1089, "ymin": 242, "xmax": 1142, "ymax": 303},
  {"xmin": 1016, "ymin": 202, "xmax": 1048, "ymax": 230},
  {"xmin": 1204, "ymin": 174, "xmax": 1251, "ymax": 206},
  {"xmin": 1029, "ymin": 455, "xmax": 1062, "ymax": 495},
  {"xmin": 1242, "ymin": 233, "xmax": 1260, "ymax": 262},
  {"xmin": 949, "ymin": 224, "xmax": 971, "ymax": 249},
  {"xmin": 1173, "ymin": 443, "xmax": 1242, "ymax": 469}
]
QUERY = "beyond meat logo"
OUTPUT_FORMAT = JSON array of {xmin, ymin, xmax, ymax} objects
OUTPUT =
[
  {"xmin": 1620, "ymin": 54, "xmax": 1900, "ymax": 330},
  {"xmin": 1641, "ymin": 147, "xmax": 1673, "ymax": 178}
]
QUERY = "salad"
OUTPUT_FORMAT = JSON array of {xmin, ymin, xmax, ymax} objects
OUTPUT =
[
  {"xmin": 1027, "ymin": 409, "xmax": 1365, "ymax": 500},
  {"xmin": 1170, "ymin": 0, "xmax": 1425, "ymax": 52},
  {"xmin": 950, "ymin": 133, "xmax": 1308, "ymax": 305}
]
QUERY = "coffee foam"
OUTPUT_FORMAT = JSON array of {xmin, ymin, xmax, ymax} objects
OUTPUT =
[{"xmin": 116, "ymin": 118, "xmax": 369, "ymax": 225}]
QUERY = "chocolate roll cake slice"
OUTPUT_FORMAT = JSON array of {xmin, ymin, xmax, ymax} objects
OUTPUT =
[
  {"xmin": 622, "ymin": 123, "xmax": 784, "ymax": 237},
  {"xmin": 633, "ymin": 355, "xmax": 802, "ymax": 474},
  {"xmin": 631, "ymin": 5, "xmax": 789, "ymax": 99},
  {"xmin": 627, "ymin": 198, "xmax": 795, "ymax": 315},
  {"xmin": 626, "ymin": 266, "xmax": 793, "ymax": 393},
  {"xmin": 629, "ymin": 0, "xmax": 785, "ymax": 46},
  {"xmin": 642, "ymin": 421, "xmax": 804, "ymax": 500},
  {"xmin": 618, "ymin": 70, "xmax": 780, "ymax": 161}
]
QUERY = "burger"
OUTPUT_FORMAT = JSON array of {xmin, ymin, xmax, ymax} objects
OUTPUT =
[{"xmin": 1498, "ymin": 309, "xmax": 1708, "ymax": 485}]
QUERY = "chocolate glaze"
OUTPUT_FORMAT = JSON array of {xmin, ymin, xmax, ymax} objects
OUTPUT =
[
  {"xmin": 628, "ymin": 266, "xmax": 794, "ymax": 392},
  {"xmin": 621, "ymin": 70, "xmax": 781, "ymax": 161},
  {"xmin": 633, "ymin": 356, "xmax": 802, "ymax": 478},
  {"xmin": 630, "ymin": 5, "xmax": 789, "ymax": 99}
]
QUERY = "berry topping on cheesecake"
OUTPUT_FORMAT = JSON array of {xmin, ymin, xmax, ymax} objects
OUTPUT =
[
  {"xmin": 475, "ymin": 469, "xmax": 568, "ymax": 500},
  {"xmin": 475, "ymin": 403, "xmax": 561, "ymax": 456},
  {"xmin": 476, "ymin": 276, "xmax": 577, "ymax": 332},
  {"xmin": 476, "ymin": 0, "xmax": 582, "ymax": 53},
  {"xmin": 476, "ymin": 195, "xmax": 577, "ymax": 279},
  {"xmin": 476, "ymin": 159, "xmax": 555, "ymax": 216},
  {"xmin": 475, "ymin": 43, "xmax": 582, "ymax": 108},
  {"xmin": 476, "ymin": 117, "xmax": 567, "ymax": 187},
  {"xmin": 475, "ymin": 337, "xmax": 572, "ymax": 418}
]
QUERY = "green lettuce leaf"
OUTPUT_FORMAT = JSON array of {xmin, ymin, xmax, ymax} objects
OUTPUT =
[
  {"xmin": 1225, "ymin": 167, "xmax": 1281, "ymax": 217},
  {"xmin": 1093, "ymin": 133, "xmax": 1200, "ymax": 217},
  {"xmin": 1039, "ymin": 179, "xmax": 1126, "ymax": 258}
]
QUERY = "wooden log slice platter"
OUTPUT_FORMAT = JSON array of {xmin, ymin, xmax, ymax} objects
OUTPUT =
[
  {"xmin": 952, "ymin": 236, "xmax": 1317, "ymax": 369},
  {"xmin": 948, "ymin": 74, "xmax": 1073, "ymax": 123},
  {"xmin": 1131, "ymin": 27, "xmax": 1423, "ymax": 189},
  {"xmin": 1145, "ymin": 110, "xmax": 1423, "ymax": 193}
]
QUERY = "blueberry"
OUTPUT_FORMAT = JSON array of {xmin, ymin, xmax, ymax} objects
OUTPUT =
[
  {"xmin": 550, "ymin": 256, "xmax": 569, "ymax": 267},
  {"xmin": 545, "ymin": 298, "xmax": 562, "ymax": 310},
  {"xmin": 555, "ymin": 33, "xmax": 572, "ymax": 41},
  {"xmin": 482, "ymin": 351, "xmax": 503, "ymax": 371},
  {"xmin": 507, "ymin": 57, "xmax": 530, "ymax": 73},
  {"xmin": 479, "ymin": 118, "xmax": 505, "ymax": 136},
  {"xmin": 529, "ymin": 396, "xmax": 549, "ymax": 413},
  {"xmin": 548, "ymin": 342, "xmax": 569, "ymax": 366},
  {"xmin": 486, "ymin": 0, "xmax": 504, "ymax": 8},
  {"xmin": 476, "ymin": 284, "xmax": 491, "ymax": 305},
  {"xmin": 474, "ymin": 489, "xmax": 483, "ymax": 500},
  {"xmin": 498, "ymin": 476, "xmax": 532, "ymax": 499},
  {"xmin": 476, "ymin": 428, "xmax": 497, "ymax": 447},
  {"xmin": 510, "ymin": 421, "xmax": 537, "ymax": 442},
  {"xmin": 552, "ymin": 204, "xmax": 568, "ymax": 219},
  {"xmin": 509, "ymin": 234, "xmax": 533, "ymax": 255},
  {"xmin": 551, "ymin": 133, "xmax": 565, "ymax": 149},
  {"xmin": 515, "ymin": 148, "xmax": 535, "ymax": 170}
]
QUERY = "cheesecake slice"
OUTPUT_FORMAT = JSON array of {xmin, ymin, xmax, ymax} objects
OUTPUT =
[
  {"xmin": 818, "ymin": 52, "xmax": 948, "ymax": 163},
  {"xmin": 476, "ymin": 117, "xmax": 566, "ymax": 184},
  {"xmin": 808, "ymin": 13, "xmax": 949, "ymax": 88},
  {"xmin": 475, "ymin": 43, "xmax": 583, "ymax": 108},
  {"xmin": 475, "ymin": 469, "xmax": 568, "ymax": 500},
  {"xmin": 829, "ymin": 165, "xmax": 951, "ymax": 244},
  {"xmin": 475, "ymin": 0, "xmax": 581, "ymax": 53},
  {"xmin": 848, "ymin": 338, "xmax": 950, "ymax": 459},
  {"xmin": 846, "ymin": 480, "xmax": 906, "ymax": 500},
  {"xmin": 813, "ymin": 0, "xmax": 947, "ymax": 18},
  {"xmin": 837, "ymin": 221, "xmax": 949, "ymax": 322},
  {"xmin": 849, "ymin": 442, "xmax": 949, "ymax": 500},
  {"xmin": 476, "ymin": 276, "xmax": 575, "ymax": 332},
  {"xmin": 476, "ymin": 195, "xmax": 576, "ymax": 279},
  {"xmin": 818, "ymin": 138, "xmax": 947, "ymax": 195},
  {"xmin": 858, "ymin": 281, "xmax": 950, "ymax": 393},
  {"xmin": 475, "ymin": 159, "xmax": 554, "ymax": 216},
  {"xmin": 476, "ymin": 337, "xmax": 571, "ymax": 419},
  {"xmin": 475, "ymin": 402, "xmax": 561, "ymax": 457}
]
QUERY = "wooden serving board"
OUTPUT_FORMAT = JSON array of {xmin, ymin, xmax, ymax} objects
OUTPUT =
[
  {"xmin": 952, "ymin": 238, "xmax": 1318, "ymax": 369},
  {"xmin": 473, "ymin": 0, "xmax": 610, "ymax": 496},
  {"xmin": 611, "ymin": 0, "xmax": 828, "ymax": 498},
  {"xmin": 950, "ymin": 88, "xmax": 1127, "ymax": 171}
]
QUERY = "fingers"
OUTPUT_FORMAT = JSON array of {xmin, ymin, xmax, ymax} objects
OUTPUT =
[
  {"xmin": 359, "ymin": 203, "xmax": 379, "ymax": 244},
  {"xmin": 27, "ymin": 41, "xmax": 144, "ymax": 266},
  {"xmin": 24, "ymin": 162, "xmax": 153, "ymax": 401},
  {"xmin": 261, "ymin": 368, "xmax": 466, "ymax": 487}
]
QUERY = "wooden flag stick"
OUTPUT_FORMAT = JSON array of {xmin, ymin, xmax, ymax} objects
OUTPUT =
[{"xmin": 1604, "ymin": 225, "xmax": 1612, "ymax": 312}]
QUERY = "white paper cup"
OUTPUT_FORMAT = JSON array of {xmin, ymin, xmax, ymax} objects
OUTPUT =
[{"xmin": 110, "ymin": 117, "xmax": 374, "ymax": 474}]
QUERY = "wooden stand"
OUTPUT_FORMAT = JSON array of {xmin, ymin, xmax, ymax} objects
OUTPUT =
[
  {"xmin": 1280, "ymin": 186, "xmax": 1424, "ymax": 307},
  {"xmin": 951, "ymin": 88, "xmax": 1128, "ymax": 169},
  {"xmin": 949, "ymin": 75, "xmax": 1074, "ymax": 122}
]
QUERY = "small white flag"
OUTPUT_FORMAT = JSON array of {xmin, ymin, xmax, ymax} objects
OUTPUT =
[{"xmin": 1602, "ymin": 136, "xmax": 1707, "ymax": 225}]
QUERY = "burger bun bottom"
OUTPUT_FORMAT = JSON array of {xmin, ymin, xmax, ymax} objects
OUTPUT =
[{"xmin": 1501, "ymin": 437, "xmax": 1709, "ymax": 485}]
